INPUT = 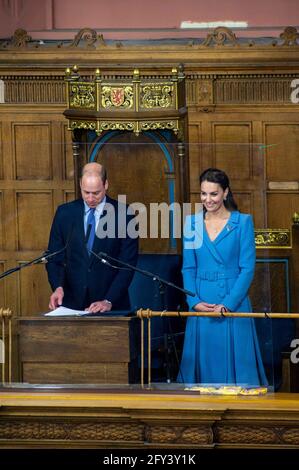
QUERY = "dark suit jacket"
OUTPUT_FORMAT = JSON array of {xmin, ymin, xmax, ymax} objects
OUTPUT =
[{"xmin": 46, "ymin": 196, "xmax": 138, "ymax": 310}]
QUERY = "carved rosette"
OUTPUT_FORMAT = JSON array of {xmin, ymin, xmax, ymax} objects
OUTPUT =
[
  {"xmin": 254, "ymin": 229, "xmax": 291, "ymax": 248},
  {"xmin": 69, "ymin": 83, "xmax": 96, "ymax": 109},
  {"xmin": 140, "ymin": 84, "xmax": 174, "ymax": 109},
  {"xmin": 101, "ymin": 86, "xmax": 134, "ymax": 109}
]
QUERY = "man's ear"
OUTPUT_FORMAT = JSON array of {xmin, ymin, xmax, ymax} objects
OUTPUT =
[{"xmin": 105, "ymin": 179, "xmax": 109, "ymax": 191}]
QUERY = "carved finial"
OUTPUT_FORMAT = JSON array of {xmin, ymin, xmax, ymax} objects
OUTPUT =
[
  {"xmin": 10, "ymin": 29, "xmax": 32, "ymax": 48},
  {"xmin": 280, "ymin": 26, "xmax": 299, "ymax": 46},
  {"xmin": 133, "ymin": 69, "xmax": 140, "ymax": 81},
  {"xmin": 293, "ymin": 212, "xmax": 299, "ymax": 224},
  {"xmin": 202, "ymin": 26, "xmax": 237, "ymax": 46}
]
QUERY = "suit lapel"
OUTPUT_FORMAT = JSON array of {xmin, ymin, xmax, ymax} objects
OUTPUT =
[
  {"xmin": 202, "ymin": 211, "xmax": 240, "ymax": 264},
  {"xmin": 214, "ymin": 210, "xmax": 239, "ymax": 245}
]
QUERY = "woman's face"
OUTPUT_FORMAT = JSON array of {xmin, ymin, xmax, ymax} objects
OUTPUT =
[{"xmin": 200, "ymin": 181, "xmax": 228, "ymax": 213}]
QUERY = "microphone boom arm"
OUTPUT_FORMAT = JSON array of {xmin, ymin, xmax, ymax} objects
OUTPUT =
[{"xmin": 90, "ymin": 249, "xmax": 195, "ymax": 298}]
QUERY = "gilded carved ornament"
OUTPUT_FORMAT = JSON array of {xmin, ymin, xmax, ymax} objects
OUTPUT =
[
  {"xmin": 140, "ymin": 84, "xmax": 173, "ymax": 109},
  {"xmin": 101, "ymin": 86, "xmax": 134, "ymax": 109},
  {"xmin": 254, "ymin": 229, "xmax": 291, "ymax": 248}
]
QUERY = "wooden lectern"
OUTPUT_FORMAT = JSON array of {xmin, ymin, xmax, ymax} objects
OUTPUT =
[{"xmin": 17, "ymin": 315, "xmax": 139, "ymax": 384}]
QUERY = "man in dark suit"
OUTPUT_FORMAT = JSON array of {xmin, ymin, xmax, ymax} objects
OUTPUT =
[{"xmin": 46, "ymin": 162, "xmax": 138, "ymax": 313}]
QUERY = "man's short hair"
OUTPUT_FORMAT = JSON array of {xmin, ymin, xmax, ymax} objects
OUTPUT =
[{"xmin": 81, "ymin": 164, "xmax": 107, "ymax": 184}]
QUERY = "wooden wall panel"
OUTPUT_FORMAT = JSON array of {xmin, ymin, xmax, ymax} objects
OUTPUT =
[
  {"xmin": 96, "ymin": 133, "xmax": 176, "ymax": 253},
  {"xmin": 64, "ymin": 190, "xmax": 75, "ymax": 203},
  {"xmin": 13, "ymin": 123, "xmax": 52, "ymax": 180},
  {"xmin": 0, "ymin": 262, "xmax": 5, "ymax": 305},
  {"xmin": 0, "ymin": 191, "xmax": 4, "ymax": 250},
  {"xmin": 233, "ymin": 191, "xmax": 253, "ymax": 215},
  {"xmin": 212, "ymin": 123, "xmax": 252, "ymax": 180},
  {"xmin": 63, "ymin": 124, "xmax": 74, "ymax": 181},
  {"xmin": 16, "ymin": 191, "xmax": 53, "ymax": 251},
  {"xmin": 0, "ymin": 122, "xmax": 3, "ymax": 179},
  {"xmin": 265, "ymin": 124, "xmax": 299, "ymax": 181},
  {"xmin": 18, "ymin": 264, "xmax": 51, "ymax": 316},
  {"xmin": 188, "ymin": 124, "xmax": 202, "ymax": 192},
  {"xmin": 267, "ymin": 193, "xmax": 299, "ymax": 228}
]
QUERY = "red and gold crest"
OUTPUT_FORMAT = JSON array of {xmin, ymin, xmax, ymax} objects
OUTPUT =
[{"xmin": 111, "ymin": 87, "xmax": 125, "ymax": 107}]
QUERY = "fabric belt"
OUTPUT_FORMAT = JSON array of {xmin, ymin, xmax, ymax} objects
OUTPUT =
[{"xmin": 197, "ymin": 269, "xmax": 240, "ymax": 281}]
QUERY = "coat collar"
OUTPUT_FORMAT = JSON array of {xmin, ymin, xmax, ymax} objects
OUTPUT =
[{"xmin": 202, "ymin": 210, "xmax": 240, "ymax": 263}]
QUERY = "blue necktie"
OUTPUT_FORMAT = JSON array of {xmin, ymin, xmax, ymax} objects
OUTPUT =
[{"xmin": 86, "ymin": 208, "xmax": 96, "ymax": 254}]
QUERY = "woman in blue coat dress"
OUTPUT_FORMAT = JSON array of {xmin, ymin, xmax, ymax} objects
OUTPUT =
[{"xmin": 178, "ymin": 168, "xmax": 268, "ymax": 386}]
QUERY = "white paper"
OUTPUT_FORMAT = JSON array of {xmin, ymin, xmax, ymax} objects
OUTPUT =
[{"xmin": 44, "ymin": 306, "xmax": 90, "ymax": 317}]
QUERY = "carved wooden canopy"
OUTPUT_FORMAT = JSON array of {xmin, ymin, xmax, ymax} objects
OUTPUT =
[{"xmin": 63, "ymin": 66, "xmax": 187, "ymax": 139}]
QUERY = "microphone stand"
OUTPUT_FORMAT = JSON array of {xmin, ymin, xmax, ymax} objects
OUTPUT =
[
  {"xmin": 90, "ymin": 249, "xmax": 194, "ymax": 385},
  {"xmin": 90, "ymin": 250, "xmax": 195, "ymax": 299},
  {"xmin": 0, "ymin": 247, "xmax": 66, "ymax": 280}
]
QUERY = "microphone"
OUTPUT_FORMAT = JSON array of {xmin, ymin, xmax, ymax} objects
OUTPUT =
[
  {"xmin": 0, "ymin": 224, "xmax": 75, "ymax": 281},
  {"xmin": 94, "ymin": 251, "xmax": 196, "ymax": 297}
]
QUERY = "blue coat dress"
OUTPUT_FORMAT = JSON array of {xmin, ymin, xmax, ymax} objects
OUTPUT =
[{"xmin": 178, "ymin": 210, "xmax": 268, "ymax": 386}]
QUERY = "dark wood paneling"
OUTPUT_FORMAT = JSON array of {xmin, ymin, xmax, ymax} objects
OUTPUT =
[
  {"xmin": 212, "ymin": 123, "xmax": 252, "ymax": 180},
  {"xmin": 267, "ymin": 193, "xmax": 299, "ymax": 228},
  {"xmin": 265, "ymin": 124, "xmax": 299, "ymax": 181},
  {"xmin": 18, "ymin": 264, "xmax": 51, "ymax": 316},
  {"xmin": 18, "ymin": 316, "xmax": 139, "ymax": 384},
  {"xmin": 13, "ymin": 123, "xmax": 52, "ymax": 180},
  {"xmin": 16, "ymin": 191, "xmax": 53, "ymax": 250}
]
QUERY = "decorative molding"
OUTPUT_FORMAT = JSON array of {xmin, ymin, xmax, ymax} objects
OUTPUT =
[
  {"xmin": 0, "ymin": 420, "xmax": 143, "ymax": 441},
  {"xmin": 1, "ymin": 27, "xmax": 299, "ymax": 50},
  {"xmin": 0, "ymin": 413, "xmax": 299, "ymax": 447},
  {"xmin": 186, "ymin": 76, "xmax": 298, "ymax": 106},
  {"xmin": 202, "ymin": 27, "xmax": 237, "ymax": 46},
  {"xmin": 215, "ymin": 424, "xmax": 299, "ymax": 445},
  {"xmin": 0, "ymin": 73, "xmax": 298, "ymax": 105},
  {"xmin": 68, "ymin": 29, "xmax": 105, "ymax": 49},
  {"xmin": 64, "ymin": 67, "xmax": 186, "ymax": 137},
  {"xmin": 254, "ymin": 229, "xmax": 291, "ymax": 248},
  {"xmin": 145, "ymin": 424, "xmax": 213, "ymax": 444}
]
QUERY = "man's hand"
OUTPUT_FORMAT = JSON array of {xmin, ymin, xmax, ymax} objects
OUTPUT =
[
  {"xmin": 49, "ymin": 287, "xmax": 64, "ymax": 310},
  {"xmin": 85, "ymin": 299, "xmax": 112, "ymax": 313}
]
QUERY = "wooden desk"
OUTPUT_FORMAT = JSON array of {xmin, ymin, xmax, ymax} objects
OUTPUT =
[{"xmin": 16, "ymin": 315, "xmax": 139, "ymax": 384}]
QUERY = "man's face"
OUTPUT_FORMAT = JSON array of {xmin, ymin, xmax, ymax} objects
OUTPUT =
[{"xmin": 80, "ymin": 174, "xmax": 108, "ymax": 208}]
